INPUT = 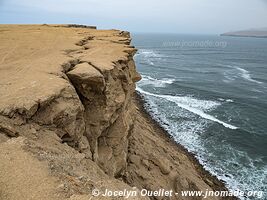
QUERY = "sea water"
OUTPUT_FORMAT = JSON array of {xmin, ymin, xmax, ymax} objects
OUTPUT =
[{"xmin": 132, "ymin": 33, "xmax": 267, "ymax": 199}]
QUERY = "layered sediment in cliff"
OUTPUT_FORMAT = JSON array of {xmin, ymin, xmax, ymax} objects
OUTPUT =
[{"xmin": 0, "ymin": 25, "xmax": 230, "ymax": 200}]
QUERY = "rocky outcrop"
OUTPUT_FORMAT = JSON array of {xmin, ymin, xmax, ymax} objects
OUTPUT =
[
  {"xmin": 65, "ymin": 42, "xmax": 141, "ymax": 177},
  {"xmin": 0, "ymin": 25, "xmax": 232, "ymax": 200}
]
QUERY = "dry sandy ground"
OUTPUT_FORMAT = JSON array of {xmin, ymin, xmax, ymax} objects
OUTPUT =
[{"xmin": 0, "ymin": 138, "xmax": 62, "ymax": 200}]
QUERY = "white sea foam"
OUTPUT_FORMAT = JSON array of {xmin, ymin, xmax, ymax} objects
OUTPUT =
[
  {"xmin": 139, "ymin": 75, "xmax": 175, "ymax": 88},
  {"xmin": 137, "ymin": 49, "xmax": 162, "ymax": 58},
  {"xmin": 218, "ymin": 98, "xmax": 234, "ymax": 103},
  {"xmin": 137, "ymin": 87, "xmax": 265, "ymax": 199},
  {"xmin": 137, "ymin": 87, "xmax": 238, "ymax": 129},
  {"xmin": 201, "ymin": 149, "xmax": 267, "ymax": 200},
  {"xmin": 135, "ymin": 49, "xmax": 165, "ymax": 66},
  {"xmin": 224, "ymin": 65, "xmax": 263, "ymax": 84},
  {"xmin": 226, "ymin": 99, "xmax": 234, "ymax": 102},
  {"xmin": 234, "ymin": 66, "xmax": 263, "ymax": 84}
]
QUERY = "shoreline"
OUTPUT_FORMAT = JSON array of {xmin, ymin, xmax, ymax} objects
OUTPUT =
[{"xmin": 134, "ymin": 91, "xmax": 238, "ymax": 199}]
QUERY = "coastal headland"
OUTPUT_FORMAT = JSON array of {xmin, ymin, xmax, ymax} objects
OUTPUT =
[{"xmin": 0, "ymin": 24, "xmax": 235, "ymax": 200}]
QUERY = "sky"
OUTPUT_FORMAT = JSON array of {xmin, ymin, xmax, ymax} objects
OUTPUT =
[{"xmin": 0, "ymin": 0, "xmax": 267, "ymax": 34}]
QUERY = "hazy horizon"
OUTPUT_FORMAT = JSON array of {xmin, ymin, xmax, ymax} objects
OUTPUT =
[{"xmin": 0, "ymin": 0, "xmax": 267, "ymax": 34}]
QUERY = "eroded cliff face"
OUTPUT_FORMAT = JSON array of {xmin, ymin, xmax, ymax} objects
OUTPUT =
[
  {"xmin": 0, "ymin": 24, "xmax": 140, "ymax": 176},
  {"xmin": 64, "ymin": 35, "xmax": 141, "ymax": 177},
  {"xmin": 0, "ymin": 25, "xmax": 229, "ymax": 200}
]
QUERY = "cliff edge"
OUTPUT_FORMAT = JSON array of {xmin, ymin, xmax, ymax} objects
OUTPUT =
[{"xmin": 0, "ymin": 25, "xmax": 230, "ymax": 200}]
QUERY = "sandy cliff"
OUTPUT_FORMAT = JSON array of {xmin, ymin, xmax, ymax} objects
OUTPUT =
[{"xmin": 0, "ymin": 25, "xmax": 231, "ymax": 200}]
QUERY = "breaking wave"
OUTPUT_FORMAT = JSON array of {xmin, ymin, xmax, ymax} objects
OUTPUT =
[
  {"xmin": 136, "ymin": 87, "xmax": 265, "ymax": 200},
  {"xmin": 139, "ymin": 75, "xmax": 175, "ymax": 88},
  {"xmin": 137, "ymin": 87, "xmax": 237, "ymax": 130},
  {"xmin": 234, "ymin": 66, "xmax": 263, "ymax": 84},
  {"xmin": 224, "ymin": 65, "xmax": 263, "ymax": 84},
  {"xmin": 135, "ymin": 49, "xmax": 165, "ymax": 66}
]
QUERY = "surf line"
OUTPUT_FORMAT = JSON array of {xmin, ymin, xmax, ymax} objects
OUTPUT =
[{"xmin": 137, "ymin": 87, "xmax": 238, "ymax": 130}]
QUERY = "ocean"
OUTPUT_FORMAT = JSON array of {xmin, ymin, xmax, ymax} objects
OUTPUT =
[{"xmin": 132, "ymin": 33, "xmax": 267, "ymax": 199}]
